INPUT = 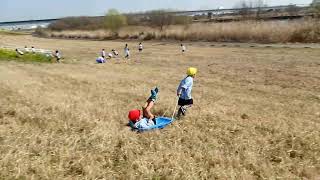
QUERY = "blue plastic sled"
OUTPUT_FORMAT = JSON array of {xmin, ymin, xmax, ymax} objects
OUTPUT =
[{"xmin": 129, "ymin": 117, "xmax": 173, "ymax": 132}]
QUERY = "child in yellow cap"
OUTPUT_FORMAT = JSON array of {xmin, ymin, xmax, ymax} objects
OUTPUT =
[{"xmin": 176, "ymin": 67, "xmax": 197, "ymax": 117}]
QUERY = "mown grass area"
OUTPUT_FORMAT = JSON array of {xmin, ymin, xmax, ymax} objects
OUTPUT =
[
  {"xmin": 0, "ymin": 49, "xmax": 52, "ymax": 63},
  {"xmin": 0, "ymin": 30, "xmax": 30, "ymax": 35}
]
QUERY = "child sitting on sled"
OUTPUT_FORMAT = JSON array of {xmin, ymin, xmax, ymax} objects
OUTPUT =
[{"xmin": 128, "ymin": 87, "xmax": 159, "ymax": 129}]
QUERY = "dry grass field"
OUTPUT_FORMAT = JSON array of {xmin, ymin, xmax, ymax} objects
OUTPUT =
[{"xmin": 0, "ymin": 34, "xmax": 320, "ymax": 179}]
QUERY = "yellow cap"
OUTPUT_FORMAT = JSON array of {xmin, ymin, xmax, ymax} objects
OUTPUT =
[{"xmin": 187, "ymin": 67, "xmax": 197, "ymax": 76}]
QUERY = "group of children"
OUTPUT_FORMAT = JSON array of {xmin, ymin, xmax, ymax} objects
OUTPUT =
[
  {"xmin": 15, "ymin": 46, "xmax": 61, "ymax": 63},
  {"xmin": 96, "ymin": 42, "xmax": 187, "ymax": 64},
  {"xmin": 15, "ymin": 41, "xmax": 185, "ymax": 65},
  {"xmin": 15, "ymin": 41, "xmax": 191, "ymax": 131},
  {"xmin": 128, "ymin": 67, "xmax": 197, "ymax": 129},
  {"xmin": 97, "ymin": 48, "xmax": 119, "ymax": 63},
  {"xmin": 96, "ymin": 43, "xmax": 144, "ymax": 63}
]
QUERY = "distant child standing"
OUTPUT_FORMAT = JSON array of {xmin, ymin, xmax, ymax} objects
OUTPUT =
[
  {"xmin": 181, "ymin": 44, "xmax": 186, "ymax": 53},
  {"xmin": 138, "ymin": 42, "xmax": 143, "ymax": 52},
  {"xmin": 31, "ymin": 46, "xmax": 36, "ymax": 53},
  {"xmin": 124, "ymin": 44, "xmax": 130, "ymax": 59},
  {"xmin": 24, "ymin": 46, "xmax": 29, "ymax": 52},
  {"xmin": 101, "ymin": 49, "xmax": 106, "ymax": 59},
  {"xmin": 176, "ymin": 67, "xmax": 197, "ymax": 117},
  {"xmin": 54, "ymin": 50, "xmax": 61, "ymax": 63}
]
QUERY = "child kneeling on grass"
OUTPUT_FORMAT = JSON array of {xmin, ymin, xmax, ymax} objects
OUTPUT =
[
  {"xmin": 96, "ymin": 56, "xmax": 106, "ymax": 63},
  {"xmin": 128, "ymin": 87, "xmax": 159, "ymax": 129},
  {"xmin": 176, "ymin": 67, "xmax": 197, "ymax": 118}
]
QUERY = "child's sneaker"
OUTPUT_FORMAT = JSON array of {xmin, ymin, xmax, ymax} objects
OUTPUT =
[{"xmin": 149, "ymin": 87, "xmax": 159, "ymax": 101}]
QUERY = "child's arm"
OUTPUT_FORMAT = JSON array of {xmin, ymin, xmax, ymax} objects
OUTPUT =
[{"xmin": 177, "ymin": 81, "xmax": 183, "ymax": 96}]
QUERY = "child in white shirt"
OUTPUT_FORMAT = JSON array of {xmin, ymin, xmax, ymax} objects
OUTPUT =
[
  {"xmin": 16, "ymin": 49, "xmax": 24, "ymax": 55},
  {"xmin": 31, "ymin": 46, "xmax": 36, "ymax": 53},
  {"xmin": 124, "ymin": 44, "xmax": 130, "ymax": 59},
  {"xmin": 181, "ymin": 44, "xmax": 186, "ymax": 53},
  {"xmin": 54, "ymin": 50, "xmax": 61, "ymax": 63},
  {"xmin": 112, "ymin": 49, "xmax": 119, "ymax": 56},
  {"xmin": 138, "ymin": 42, "xmax": 143, "ymax": 52},
  {"xmin": 107, "ymin": 52, "xmax": 113, "ymax": 59},
  {"xmin": 101, "ymin": 49, "xmax": 106, "ymax": 58}
]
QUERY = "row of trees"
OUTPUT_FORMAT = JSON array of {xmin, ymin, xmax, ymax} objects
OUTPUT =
[
  {"xmin": 104, "ymin": 9, "xmax": 192, "ymax": 32},
  {"xmin": 311, "ymin": 0, "xmax": 320, "ymax": 17},
  {"xmin": 48, "ymin": 9, "xmax": 192, "ymax": 32},
  {"xmin": 236, "ymin": 0, "xmax": 320, "ymax": 19},
  {"xmin": 48, "ymin": 1, "xmax": 320, "ymax": 32}
]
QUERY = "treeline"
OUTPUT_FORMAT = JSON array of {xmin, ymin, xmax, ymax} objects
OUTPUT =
[
  {"xmin": 48, "ymin": 9, "xmax": 192, "ymax": 32},
  {"xmin": 39, "ymin": 6, "xmax": 320, "ymax": 43},
  {"xmin": 40, "ymin": 20, "xmax": 320, "ymax": 43},
  {"xmin": 48, "ymin": 16, "xmax": 104, "ymax": 31}
]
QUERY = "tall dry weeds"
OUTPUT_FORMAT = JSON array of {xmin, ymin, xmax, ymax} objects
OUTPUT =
[{"xmin": 45, "ymin": 20, "xmax": 320, "ymax": 43}]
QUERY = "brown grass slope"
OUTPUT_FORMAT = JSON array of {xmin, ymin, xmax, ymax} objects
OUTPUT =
[{"xmin": 0, "ymin": 34, "xmax": 320, "ymax": 179}]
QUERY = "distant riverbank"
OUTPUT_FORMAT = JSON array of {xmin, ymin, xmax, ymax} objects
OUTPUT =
[{"xmin": 36, "ymin": 20, "xmax": 320, "ymax": 44}]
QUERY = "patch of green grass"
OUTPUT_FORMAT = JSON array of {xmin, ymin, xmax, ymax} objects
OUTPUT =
[
  {"xmin": 0, "ymin": 49, "xmax": 52, "ymax": 63},
  {"xmin": 0, "ymin": 30, "xmax": 29, "ymax": 35}
]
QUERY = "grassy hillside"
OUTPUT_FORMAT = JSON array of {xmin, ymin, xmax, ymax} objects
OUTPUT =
[
  {"xmin": 0, "ymin": 49, "xmax": 52, "ymax": 63},
  {"xmin": 0, "ymin": 30, "xmax": 30, "ymax": 35},
  {"xmin": 0, "ymin": 34, "xmax": 319, "ymax": 179}
]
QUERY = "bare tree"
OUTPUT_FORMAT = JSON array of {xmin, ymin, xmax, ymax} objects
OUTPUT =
[
  {"xmin": 235, "ymin": 0, "xmax": 268, "ymax": 20},
  {"xmin": 147, "ymin": 10, "xmax": 191, "ymax": 30},
  {"xmin": 207, "ymin": 12, "xmax": 213, "ymax": 19},
  {"xmin": 312, "ymin": 0, "xmax": 320, "ymax": 5},
  {"xmin": 254, "ymin": 0, "xmax": 266, "ymax": 20},
  {"xmin": 286, "ymin": 4, "xmax": 300, "ymax": 16},
  {"xmin": 104, "ymin": 9, "xmax": 127, "ymax": 32},
  {"xmin": 148, "ymin": 10, "xmax": 173, "ymax": 31},
  {"xmin": 237, "ymin": 1, "xmax": 254, "ymax": 20},
  {"xmin": 311, "ymin": 0, "xmax": 320, "ymax": 18}
]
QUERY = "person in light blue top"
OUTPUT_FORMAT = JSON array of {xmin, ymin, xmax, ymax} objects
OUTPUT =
[
  {"xmin": 177, "ymin": 75, "xmax": 193, "ymax": 100},
  {"xmin": 176, "ymin": 67, "xmax": 197, "ymax": 118},
  {"xmin": 134, "ymin": 117, "xmax": 155, "ymax": 129}
]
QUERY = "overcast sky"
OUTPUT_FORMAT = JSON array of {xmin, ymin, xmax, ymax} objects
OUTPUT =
[{"xmin": 0, "ymin": 0, "xmax": 313, "ymax": 22}]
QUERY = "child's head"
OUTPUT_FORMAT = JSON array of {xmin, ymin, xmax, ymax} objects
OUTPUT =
[
  {"xmin": 187, "ymin": 67, "xmax": 197, "ymax": 77},
  {"xmin": 128, "ymin": 109, "xmax": 141, "ymax": 122}
]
